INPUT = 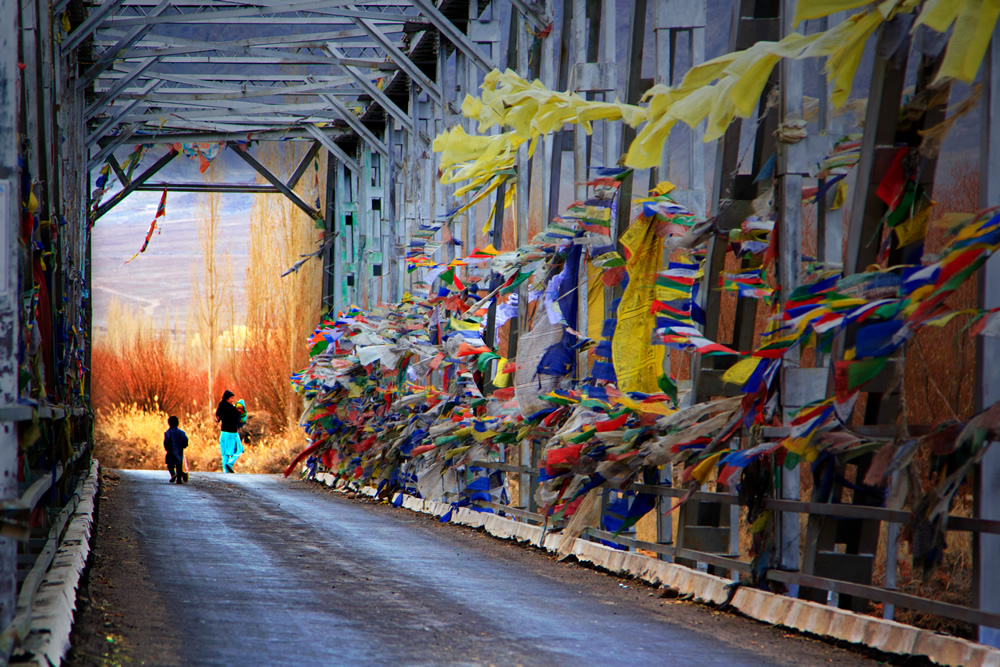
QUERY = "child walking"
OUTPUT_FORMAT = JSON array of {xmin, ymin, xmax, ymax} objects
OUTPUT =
[{"xmin": 164, "ymin": 415, "xmax": 189, "ymax": 483}]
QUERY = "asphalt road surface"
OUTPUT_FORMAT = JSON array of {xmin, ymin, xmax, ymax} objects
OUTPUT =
[{"xmin": 67, "ymin": 470, "xmax": 881, "ymax": 666}]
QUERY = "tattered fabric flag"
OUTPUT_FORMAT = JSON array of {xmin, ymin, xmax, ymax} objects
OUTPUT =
[
  {"xmin": 121, "ymin": 187, "xmax": 168, "ymax": 266},
  {"xmin": 439, "ymin": 266, "xmax": 466, "ymax": 292}
]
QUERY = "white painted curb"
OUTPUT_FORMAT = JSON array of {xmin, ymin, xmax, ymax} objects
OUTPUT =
[
  {"xmin": 19, "ymin": 459, "xmax": 100, "ymax": 666},
  {"xmin": 337, "ymin": 484, "xmax": 1000, "ymax": 667}
]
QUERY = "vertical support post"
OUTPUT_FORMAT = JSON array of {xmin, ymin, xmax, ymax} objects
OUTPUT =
[
  {"xmin": 0, "ymin": 0, "xmax": 20, "ymax": 628},
  {"xmin": 571, "ymin": 0, "xmax": 587, "ymax": 203},
  {"xmin": 323, "ymin": 150, "xmax": 340, "ymax": 314},
  {"xmin": 513, "ymin": 7, "xmax": 530, "ymax": 357},
  {"xmin": 775, "ymin": 0, "xmax": 805, "ymax": 578},
  {"xmin": 975, "ymin": 19, "xmax": 1000, "ymax": 650}
]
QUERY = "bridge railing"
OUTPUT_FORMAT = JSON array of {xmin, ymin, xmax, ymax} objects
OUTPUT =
[{"xmin": 468, "ymin": 458, "xmax": 1000, "ymax": 633}]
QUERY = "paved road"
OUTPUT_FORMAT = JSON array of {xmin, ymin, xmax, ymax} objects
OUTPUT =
[{"xmin": 84, "ymin": 471, "xmax": 874, "ymax": 666}]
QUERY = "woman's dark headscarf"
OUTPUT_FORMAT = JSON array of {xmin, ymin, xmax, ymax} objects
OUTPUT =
[{"xmin": 216, "ymin": 390, "xmax": 235, "ymax": 421}]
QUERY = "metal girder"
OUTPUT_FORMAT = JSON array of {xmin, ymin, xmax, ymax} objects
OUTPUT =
[
  {"xmin": 93, "ymin": 148, "xmax": 179, "ymax": 220},
  {"xmin": 60, "ymin": 0, "xmax": 128, "ymax": 53},
  {"xmin": 99, "ymin": 71, "xmax": 351, "ymax": 84},
  {"xmin": 102, "ymin": 2, "xmax": 415, "ymax": 27},
  {"xmin": 304, "ymin": 124, "xmax": 361, "ymax": 173},
  {"xmin": 306, "ymin": 76, "xmax": 389, "ymax": 158},
  {"xmin": 326, "ymin": 44, "xmax": 416, "ymax": 137},
  {"xmin": 93, "ymin": 27, "xmax": 375, "ymax": 55},
  {"xmin": 226, "ymin": 142, "xmax": 322, "ymax": 218},
  {"xmin": 98, "ymin": 126, "xmax": 347, "ymax": 144},
  {"xmin": 77, "ymin": 0, "xmax": 172, "ymax": 91},
  {"xmin": 508, "ymin": 0, "xmax": 549, "ymax": 32},
  {"xmin": 405, "ymin": 0, "xmax": 496, "ymax": 73},
  {"xmin": 101, "ymin": 0, "xmax": 344, "ymax": 27},
  {"xmin": 108, "ymin": 155, "xmax": 130, "ymax": 187},
  {"xmin": 134, "ymin": 182, "xmax": 282, "ymax": 193},
  {"xmin": 85, "ymin": 59, "xmax": 159, "ymax": 120},
  {"xmin": 87, "ymin": 97, "xmax": 144, "ymax": 146},
  {"xmin": 88, "ymin": 123, "xmax": 139, "ymax": 171},
  {"xmin": 347, "ymin": 7, "xmax": 442, "ymax": 105},
  {"xmin": 287, "ymin": 140, "xmax": 322, "ymax": 189},
  {"xmin": 114, "ymin": 87, "xmax": 366, "ymax": 102}
]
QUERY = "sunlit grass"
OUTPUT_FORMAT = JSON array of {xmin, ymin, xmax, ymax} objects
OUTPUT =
[{"xmin": 94, "ymin": 404, "xmax": 306, "ymax": 474}]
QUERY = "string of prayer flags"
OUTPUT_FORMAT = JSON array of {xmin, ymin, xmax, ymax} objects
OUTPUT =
[{"xmin": 121, "ymin": 187, "xmax": 167, "ymax": 266}]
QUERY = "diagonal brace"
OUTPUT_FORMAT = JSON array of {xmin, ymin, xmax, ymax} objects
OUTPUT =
[
  {"xmin": 287, "ymin": 140, "xmax": 322, "ymax": 189},
  {"xmin": 304, "ymin": 124, "xmax": 361, "ymax": 173},
  {"xmin": 306, "ymin": 76, "xmax": 389, "ymax": 158},
  {"xmin": 405, "ymin": 0, "xmax": 497, "ymax": 73},
  {"xmin": 94, "ymin": 147, "xmax": 178, "ymax": 221},
  {"xmin": 326, "ymin": 45, "xmax": 421, "ymax": 140},
  {"xmin": 227, "ymin": 142, "xmax": 322, "ymax": 219},
  {"xmin": 348, "ymin": 7, "xmax": 442, "ymax": 105}
]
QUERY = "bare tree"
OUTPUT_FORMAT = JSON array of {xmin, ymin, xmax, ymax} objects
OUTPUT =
[{"xmin": 191, "ymin": 160, "xmax": 233, "ymax": 412}]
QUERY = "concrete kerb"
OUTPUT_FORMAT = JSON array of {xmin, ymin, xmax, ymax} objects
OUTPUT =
[
  {"xmin": 324, "ymin": 482, "xmax": 1000, "ymax": 667},
  {"xmin": 19, "ymin": 458, "xmax": 101, "ymax": 666}
]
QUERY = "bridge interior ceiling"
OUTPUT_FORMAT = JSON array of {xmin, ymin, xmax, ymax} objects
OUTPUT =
[{"xmin": 77, "ymin": 0, "xmax": 492, "ymax": 144}]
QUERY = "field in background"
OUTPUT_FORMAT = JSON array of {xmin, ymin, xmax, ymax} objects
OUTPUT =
[{"xmin": 92, "ymin": 143, "xmax": 323, "ymax": 475}]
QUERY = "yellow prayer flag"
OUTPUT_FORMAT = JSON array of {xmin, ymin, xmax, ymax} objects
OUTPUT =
[{"xmin": 721, "ymin": 356, "xmax": 763, "ymax": 385}]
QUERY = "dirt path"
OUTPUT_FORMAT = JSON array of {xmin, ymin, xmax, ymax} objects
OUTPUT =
[{"xmin": 64, "ymin": 469, "xmax": 914, "ymax": 666}]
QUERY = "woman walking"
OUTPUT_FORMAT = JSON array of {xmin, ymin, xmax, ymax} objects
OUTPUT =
[{"xmin": 215, "ymin": 389, "xmax": 244, "ymax": 473}]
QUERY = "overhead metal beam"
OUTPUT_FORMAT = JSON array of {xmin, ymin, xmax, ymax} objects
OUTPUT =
[
  {"xmin": 85, "ymin": 59, "xmax": 159, "ymax": 120},
  {"xmin": 107, "ymin": 53, "xmax": 394, "ymax": 69},
  {"xmin": 307, "ymin": 76, "xmax": 389, "ymax": 158},
  {"xmin": 93, "ymin": 148, "xmax": 179, "ymax": 221},
  {"xmin": 88, "ymin": 123, "xmax": 138, "ymax": 171},
  {"xmin": 97, "ymin": 126, "xmax": 347, "ymax": 144},
  {"xmin": 114, "ymin": 86, "xmax": 366, "ymax": 102},
  {"xmin": 94, "ymin": 26, "xmax": 372, "ymax": 50},
  {"xmin": 108, "ymin": 154, "xmax": 130, "ymax": 188},
  {"xmin": 326, "ymin": 44, "xmax": 416, "ymax": 137},
  {"xmin": 405, "ymin": 0, "xmax": 496, "ymax": 73},
  {"xmin": 509, "ymin": 0, "xmax": 550, "ymax": 32},
  {"xmin": 348, "ymin": 7, "xmax": 442, "ymax": 105},
  {"xmin": 78, "ymin": 0, "xmax": 172, "ymax": 91},
  {"xmin": 60, "ymin": 0, "xmax": 128, "ymax": 53},
  {"xmin": 101, "ymin": 0, "xmax": 344, "ymax": 27},
  {"xmin": 226, "ymin": 142, "xmax": 322, "ymax": 219},
  {"xmin": 102, "ymin": 3, "xmax": 416, "ymax": 28},
  {"xmin": 304, "ymin": 124, "xmax": 360, "ymax": 173},
  {"xmin": 287, "ymin": 140, "xmax": 322, "ymax": 189},
  {"xmin": 87, "ymin": 97, "xmax": 143, "ymax": 146},
  {"xmin": 134, "ymin": 182, "xmax": 282, "ymax": 193}
]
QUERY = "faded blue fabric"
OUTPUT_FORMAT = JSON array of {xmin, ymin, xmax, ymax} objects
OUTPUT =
[{"xmin": 219, "ymin": 431, "xmax": 244, "ymax": 472}]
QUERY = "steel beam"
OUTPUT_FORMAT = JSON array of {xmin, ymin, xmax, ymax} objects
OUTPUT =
[
  {"xmin": 60, "ymin": 0, "xmax": 127, "ymax": 53},
  {"xmin": 88, "ymin": 123, "xmax": 138, "ymax": 171},
  {"xmin": 77, "ymin": 0, "xmax": 172, "ymax": 91},
  {"xmin": 86, "ymin": 61, "xmax": 159, "ymax": 120},
  {"xmin": 307, "ymin": 77, "xmax": 390, "ymax": 158},
  {"xmin": 287, "ymin": 140, "xmax": 321, "ymax": 190},
  {"xmin": 86, "ymin": 97, "xmax": 143, "ymax": 146},
  {"xmin": 93, "ymin": 147, "xmax": 178, "ymax": 220},
  {"xmin": 304, "ymin": 124, "xmax": 361, "ymax": 173},
  {"xmin": 134, "ymin": 182, "xmax": 281, "ymax": 193},
  {"xmin": 226, "ymin": 142, "xmax": 322, "ymax": 219},
  {"xmin": 326, "ymin": 44, "xmax": 416, "ymax": 137},
  {"xmin": 405, "ymin": 0, "xmax": 496, "ymax": 73},
  {"xmin": 98, "ymin": 126, "xmax": 346, "ymax": 144},
  {"xmin": 347, "ymin": 9, "xmax": 441, "ymax": 105}
]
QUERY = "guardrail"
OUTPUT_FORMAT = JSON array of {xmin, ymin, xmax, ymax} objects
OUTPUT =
[
  {"xmin": 0, "ymin": 457, "xmax": 97, "ymax": 663},
  {"xmin": 0, "ymin": 404, "xmax": 95, "ymax": 664},
  {"xmin": 468, "ymin": 458, "xmax": 1000, "ymax": 632}
]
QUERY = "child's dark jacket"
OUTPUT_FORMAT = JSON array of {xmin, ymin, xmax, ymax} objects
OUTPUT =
[{"xmin": 163, "ymin": 427, "xmax": 188, "ymax": 466}]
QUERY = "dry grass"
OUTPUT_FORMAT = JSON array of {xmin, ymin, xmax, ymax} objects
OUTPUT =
[{"xmin": 94, "ymin": 404, "xmax": 307, "ymax": 474}]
